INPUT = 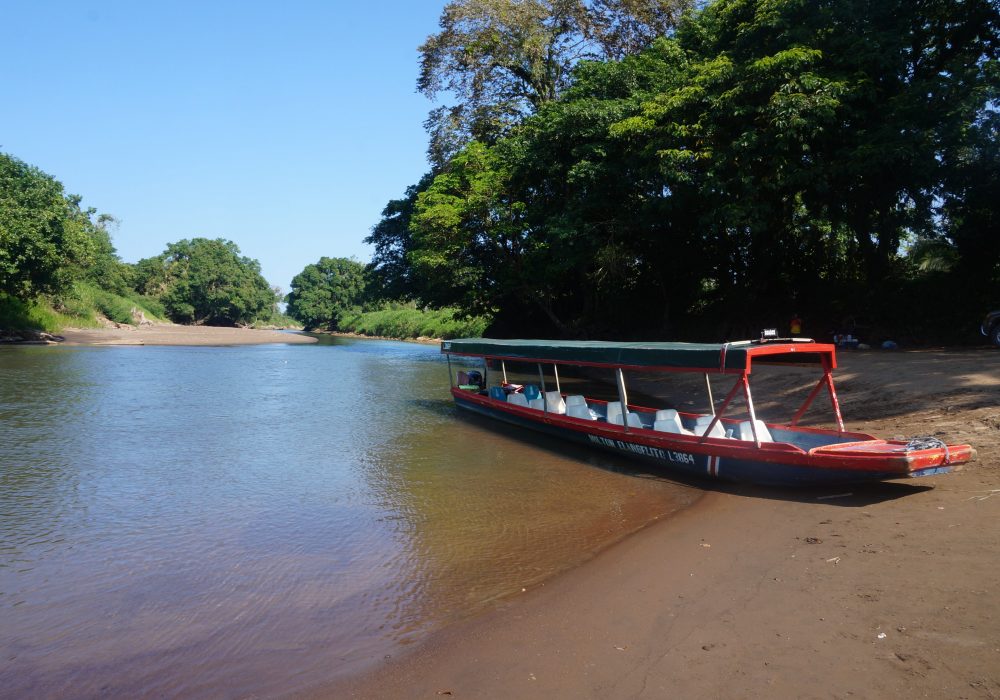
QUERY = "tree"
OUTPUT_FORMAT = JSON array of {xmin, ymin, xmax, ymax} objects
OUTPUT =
[
  {"xmin": 612, "ymin": 0, "xmax": 1000, "ymax": 326},
  {"xmin": 364, "ymin": 174, "xmax": 435, "ymax": 302},
  {"xmin": 418, "ymin": 0, "xmax": 694, "ymax": 165},
  {"xmin": 68, "ymin": 203, "xmax": 134, "ymax": 296},
  {"xmin": 590, "ymin": 0, "xmax": 694, "ymax": 59},
  {"xmin": 0, "ymin": 153, "xmax": 96, "ymax": 300},
  {"xmin": 135, "ymin": 238, "xmax": 277, "ymax": 326},
  {"xmin": 941, "ymin": 108, "xmax": 1000, "ymax": 313},
  {"xmin": 285, "ymin": 257, "xmax": 368, "ymax": 330},
  {"xmin": 389, "ymin": 0, "xmax": 1000, "ymax": 340}
]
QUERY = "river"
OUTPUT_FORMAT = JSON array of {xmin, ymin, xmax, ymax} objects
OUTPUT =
[{"xmin": 0, "ymin": 336, "xmax": 698, "ymax": 698}]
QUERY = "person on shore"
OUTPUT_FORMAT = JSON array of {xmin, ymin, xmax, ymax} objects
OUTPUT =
[{"xmin": 790, "ymin": 314, "xmax": 802, "ymax": 336}]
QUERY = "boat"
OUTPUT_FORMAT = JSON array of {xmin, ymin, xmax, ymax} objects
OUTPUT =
[{"xmin": 440, "ymin": 337, "xmax": 974, "ymax": 486}]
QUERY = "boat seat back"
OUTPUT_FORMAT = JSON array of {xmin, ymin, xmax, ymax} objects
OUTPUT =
[
  {"xmin": 738, "ymin": 419, "xmax": 773, "ymax": 443},
  {"xmin": 529, "ymin": 397, "xmax": 546, "ymax": 411},
  {"xmin": 566, "ymin": 404, "xmax": 596, "ymax": 420},
  {"xmin": 489, "ymin": 386, "xmax": 506, "ymax": 401},
  {"xmin": 565, "ymin": 395, "xmax": 587, "ymax": 408},
  {"xmin": 654, "ymin": 409, "xmax": 692, "ymax": 435},
  {"xmin": 524, "ymin": 385, "xmax": 541, "ymax": 401},
  {"xmin": 608, "ymin": 408, "xmax": 643, "ymax": 427},
  {"xmin": 605, "ymin": 402, "xmax": 624, "ymax": 424},
  {"xmin": 544, "ymin": 391, "xmax": 566, "ymax": 414},
  {"xmin": 507, "ymin": 393, "xmax": 529, "ymax": 407},
  {"xmin": 694, "ymin": 415, "xmax": 726, "ymax": 439}
]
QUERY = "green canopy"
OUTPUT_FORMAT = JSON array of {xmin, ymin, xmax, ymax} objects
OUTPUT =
[{"xmin": 441, "ymin": 338, "xmax": 833, "ymax": 372}]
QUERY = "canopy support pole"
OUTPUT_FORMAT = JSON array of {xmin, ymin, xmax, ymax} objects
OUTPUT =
[
  {"xmin": 501, "ymin": 360, "xmax": 508, "ymax": 384},
  {"xmin": 538, "ymin": 364, "xmax": 547, "ymax": 411},
  {"xmin": 825, "ymin": 370, "xmax": 846, "ymax": 433},
  {"xmin": 705, "ymin": 373, "xmax": 715, "ymax": 415},
  {"xmin": 554, "ymin": 364, "xmax": 561, "ymax": 394},
  {"xmin": 699, "ymin": 375, "xmax": 741, "ymax": 443},
  {"xmin": 742, "ymin": 374, "xmax": 762, "ymax": 447},
  {"xmin": 615, "ymin": 368, "xmax": 630, "ymax": 433}
]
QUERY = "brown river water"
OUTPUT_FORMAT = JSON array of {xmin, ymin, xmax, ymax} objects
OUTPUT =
[{"xmin": 0, "ymin": 336, "xmax": 698, "ymax": 698}]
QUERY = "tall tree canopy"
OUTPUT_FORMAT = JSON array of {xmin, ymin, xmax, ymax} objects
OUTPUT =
[
  {"xmin": 285, "ymin": 257, "xmax": 368, "ymax": 330},
  {"xmin": 374, "ymin": 0, "xmax": 1000, "ymax": 341},
  {"xmin": 419, "ymin": 0, "xmax": 694, "ymax": 165},
  {"xmin": 134, "ymin": 238, "xmax": 277, "ymax": 326}
]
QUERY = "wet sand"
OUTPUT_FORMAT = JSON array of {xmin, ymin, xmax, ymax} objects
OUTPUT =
[
  {"xmin": 58, "ymin": 324, "xmax": 317, "ymax": 346},
  {"xmin": 308, "ymin": 348, "xmax": 1000, "ymax": 699}
]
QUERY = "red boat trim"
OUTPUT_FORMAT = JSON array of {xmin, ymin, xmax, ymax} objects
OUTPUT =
[{"xmin": 451, "ymin": 388, "xmax": 952, "ymax": 476}]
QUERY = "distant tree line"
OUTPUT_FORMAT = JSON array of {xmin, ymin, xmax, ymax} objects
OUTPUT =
[
  {"xmin": 282, "ymin": 257, "xmax": 488, "ymax": 338},
  {"xmin": 1, "ymin": 152, "xmax": 281, "ymax": 328},
  {"xmin": 366, "ymin": 0, "xmax": 1000, "ymax": 344}
]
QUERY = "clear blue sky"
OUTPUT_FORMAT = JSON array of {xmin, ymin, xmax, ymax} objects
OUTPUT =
[{"xmin": 2, "ymin": 1, "xmax": 446, "ymax": 292}]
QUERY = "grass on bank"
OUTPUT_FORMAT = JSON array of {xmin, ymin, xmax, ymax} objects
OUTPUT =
[
  {"xmin": 0, "ymin": 294, "xmax": 81, "ymax": 333},
  {"xmin": 339, "ymin": 304, "xmax": 489, "ymax": 340},
  {"xmin": 0, "ymin": 283, "xmax": 166, "ymax": 333},
  {"xmin": 63, "ymin": 282, "xmax": 166, "ymax": 326}
]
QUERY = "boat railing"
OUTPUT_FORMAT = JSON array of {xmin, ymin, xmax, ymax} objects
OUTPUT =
[{"xmin": 446, "ymin": 344, "xmax": 849, "ymax": 449}]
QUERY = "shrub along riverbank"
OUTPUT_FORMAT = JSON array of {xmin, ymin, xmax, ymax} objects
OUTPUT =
[
  {"xmin": 0, "ymin": 284, "xmax": 164, "ymax": 333},
  {"xmin": 338, "ymin": 304, "xmax": 489, "ymax": 340},
  {"xmin": 0, "ymin": 282, "xmax": 300, "ymax": 337}
]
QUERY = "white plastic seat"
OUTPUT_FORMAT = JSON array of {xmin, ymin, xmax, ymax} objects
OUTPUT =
[
  {"xmin": 654, "ymin": 409, "xmax": 692, "ymax": 435},
  {"xmin": 606, "ymin": 402, "xmax": 644, "ymax": 427},
  {"xmin": 605, "ymin": 402, "xmax": 624, "ymax": 424},
  {"xmin": 544, "ymin": 391, "xmax": 567, "ymax": 414},
  {"xmin": 507, "ymin": 393, "xmax": 529, "ymax": 407},
  {"xmin": 694, "ymin": 415, "xmax": 727, "ymax": 439},
  {"xmin": 738, "ymin": 419, "xmax": 773, "ymax": 443},
  {"xmin": 529, "ymin": 397, "xmax": 546, "ymax": 411},
  {"xmin": 566, "ymin": 404, "xmax": 596, "ymax": 420},
  {"xmin": 565, "ymin": 395, "xmax": 587, "ymax": 408}
]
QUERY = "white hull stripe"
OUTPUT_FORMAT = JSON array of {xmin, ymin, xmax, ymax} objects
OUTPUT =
[{"xmin": 707, "ymin": 455, "xmax": 721, "ymax": 476}]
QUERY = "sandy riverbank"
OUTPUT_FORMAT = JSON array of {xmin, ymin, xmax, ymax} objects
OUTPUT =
[
  {"xmin": 306, "ymin": 348, "xmax": 1000, "ymax": 699},
  {"xmin": 57, "ymin": 324, "xmax": 317, "ymax": 346}
]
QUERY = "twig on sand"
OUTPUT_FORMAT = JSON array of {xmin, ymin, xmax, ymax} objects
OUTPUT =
[{"xmin": 816, "ymin": 492, "xmax": 853, "ymax": 501}]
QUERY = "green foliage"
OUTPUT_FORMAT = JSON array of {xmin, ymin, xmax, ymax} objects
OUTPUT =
[
  {"xmin": 65, "ymin": 282, "xmax": 165, "ymax": 326},
  {"xmin": 79, "ymin": 213, "xmax": 135, "ymax": 295},
  {"xmin": 136, "ymin": 238, "xmax": 279, "ymax": 326},
  {"xmin": 365, "ymin": 174, "xmax": 436, "ymax": 302},
  {"xmin": 338, "ymin": 303, "xmax": 490, "ymax": 339},
  {"xmin": 0, "ymin": 152, "xmax": 280, "ymax": 334},
  {"xmin": 373, "ymin": 0, "xmax": 1000, "ymax": 342},
  {"xmin": 410, "ymin": 142, "xmax": 525, "ymax": 316},
  {"xmin": 285, "ymin": 257, "xmax": 368, "ymax": 330},
  {"xmin": 0, "ymin": 153, "xmax": 97, "ymax": 300},
  {"xmin": 419, "ymin": 0, "xmax": 695, "ymax": 164},
  {"xmin": 0, "ymin": 293, "xmax": 82, "ymax": 333}
]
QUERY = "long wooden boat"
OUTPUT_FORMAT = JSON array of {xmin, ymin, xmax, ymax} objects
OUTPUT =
[{"xmin": 441, "ymin": 338, "xmax": 974, "ymax": 486}]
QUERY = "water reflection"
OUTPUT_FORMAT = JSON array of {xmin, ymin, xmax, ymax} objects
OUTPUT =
[{"xmin": 0, "ymin": 339, "xmax": 697, "ymax": 698}]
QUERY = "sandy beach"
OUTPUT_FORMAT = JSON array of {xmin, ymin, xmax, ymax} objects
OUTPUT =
[
  {"xmin": 57, "ymin": 323, "xmax": 317, "ymax": 346},
  {"xmin": 307, "ymin": 348, "xmax": 1000, "ymax": 699}
]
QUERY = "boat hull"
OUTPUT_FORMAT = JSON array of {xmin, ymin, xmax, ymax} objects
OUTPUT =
[{"xmin": 453, "ymin": 391, "xmax": 963, "ymax": 487}]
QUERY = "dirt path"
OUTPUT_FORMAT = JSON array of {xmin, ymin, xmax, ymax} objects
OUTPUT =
[{"xmin": 309, "ymin": 348, "xmax": 1000, "ymax": 700}]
